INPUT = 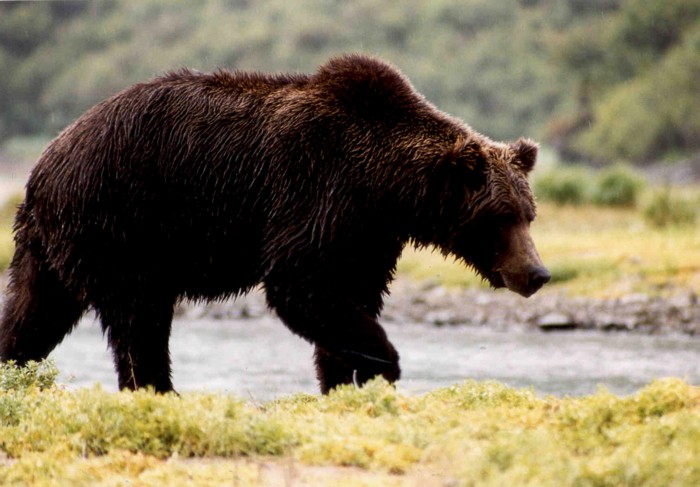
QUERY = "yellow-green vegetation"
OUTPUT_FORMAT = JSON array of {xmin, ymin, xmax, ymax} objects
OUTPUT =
[
  {"xmin": 2, "ymin": 361, "xmax": 700, "ymax": 486},
  {"xmin": 0, "ymin": 226, "xmax": 14, "ymax": 272},
  {"xmin": 0, "ymin": 193, "xmax": 20, "ymax": 271},
  {"xmin": 398, "ymin": 199, "xmax": 700, "ymax": 298}
]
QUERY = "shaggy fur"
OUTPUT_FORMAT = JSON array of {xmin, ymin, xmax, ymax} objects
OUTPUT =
[{"xmin": 0, "ymin": 54, "xmax": 549, "ymax": 393}]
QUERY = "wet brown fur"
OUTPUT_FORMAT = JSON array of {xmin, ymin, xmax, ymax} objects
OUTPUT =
[{"xmin": 0, "ymin": 54, "xmax": 547, "ymax": 393}]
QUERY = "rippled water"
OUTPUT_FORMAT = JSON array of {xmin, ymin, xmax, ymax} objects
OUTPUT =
[{"xmin": 50, "ymin": 314, "xmax": 700, "ymax": 400}]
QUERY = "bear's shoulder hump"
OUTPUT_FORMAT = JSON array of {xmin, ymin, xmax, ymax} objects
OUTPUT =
[{"xmin": 312, "ymin": 54, "xmax": 418, "ymax": 108}]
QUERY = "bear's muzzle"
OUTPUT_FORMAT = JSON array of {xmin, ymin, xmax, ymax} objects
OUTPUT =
[{"xmin": 496, "ymin": 223, "xmax": 550, "ymax": 298}]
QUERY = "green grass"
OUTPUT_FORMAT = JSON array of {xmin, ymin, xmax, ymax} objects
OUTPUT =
[{"xmin": 2, "ymin": 361, "xmax": 700, "ymax": 486}]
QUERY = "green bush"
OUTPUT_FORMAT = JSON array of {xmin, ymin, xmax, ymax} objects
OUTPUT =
[
  {"xmin": 533, "ymin": 165, "xmax": 592, "ymax": 205},
  {"xmin": 535, "ymin": 164, "xmax": 648, "ymax": 208},
  {"xmin": 0, "ymin": 360, "xmax": 58, "ymax": 392},
  {"xmin": 592, "ymin": 164, "xmax": 645, "ymax": 207},
  {"xmin": 643, "ymin": 188, "xmax": 698, "ymax": 228}
]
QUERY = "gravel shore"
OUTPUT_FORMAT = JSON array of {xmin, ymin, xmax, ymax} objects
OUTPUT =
[{"xmin": 179, "ymin": 277, "xmax": 700, "ymax": 336}]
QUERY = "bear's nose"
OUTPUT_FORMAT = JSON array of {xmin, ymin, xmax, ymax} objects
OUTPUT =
[{"xmin": 528, "ymin": 266, "xmax": 551, "ymax": 291}]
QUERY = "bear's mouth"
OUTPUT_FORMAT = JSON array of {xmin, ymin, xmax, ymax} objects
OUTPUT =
[{"xmin": 487, "ymin": 271, "xmax": 506, "ymax": 290}]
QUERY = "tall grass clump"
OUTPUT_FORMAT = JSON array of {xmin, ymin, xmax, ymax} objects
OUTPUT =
[
  {"xmin": 643, "ymin": 187, "xmax": 698, "ymax": 228},
  {"xmin": 591, "ymin": 164, "xmax": 645, "ymax": 207}
]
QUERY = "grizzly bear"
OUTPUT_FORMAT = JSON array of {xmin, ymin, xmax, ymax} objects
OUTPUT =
[{"xmin": 0, "ymin": 54, "xmax": 549, "ymax": 394}]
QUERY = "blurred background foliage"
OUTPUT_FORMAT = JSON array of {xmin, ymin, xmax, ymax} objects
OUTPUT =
[{"xmin": 0, "ymin": 0, "xmax": 699, "ymax": 168}]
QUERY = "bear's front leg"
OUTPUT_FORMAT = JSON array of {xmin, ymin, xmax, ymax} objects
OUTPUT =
[
  {"xmin": 314, "ymin": 340, "xmax": 400, "ymax": 394},
  {"xmin": 264, "ymin": 282, "xmax": 400, "ymax": 393}
]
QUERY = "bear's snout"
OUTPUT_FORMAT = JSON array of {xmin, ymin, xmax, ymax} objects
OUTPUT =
[
  {"xmin": 501, "ymin": 265, "xmax": 552, "ymax": 298},
  {"xmin": 493, "ymin": 222, "xmax": 550, "ymax": 298},
  {"xmin": 527, "ymin": 266, "xmax": 551, "ymax": 292},
  {"xmin": 500, "ymin": 264, "xmax": 550, "ymax": 298}
]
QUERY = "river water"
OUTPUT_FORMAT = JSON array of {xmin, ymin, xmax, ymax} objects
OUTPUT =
[{"xmin": 49, "ymin": 313, "xmax": 700, "ymax": 400}]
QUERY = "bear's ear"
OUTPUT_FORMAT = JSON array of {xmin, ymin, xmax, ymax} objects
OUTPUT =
[
  {"xmin": 510, "ymin": 138, "xmax": 538, "ymax": 174},
  {"xmin": 437, "ymin": 135, "xmax": 487, "ymax": 193},
  {"xmin": 445, "ymin": 135, "xmax": 487, "ymax": 173}
]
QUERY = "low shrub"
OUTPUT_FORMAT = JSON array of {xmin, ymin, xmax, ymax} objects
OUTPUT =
[
  {"xmin": 535, "ymin": 164, "xmax": 646, "ymax": 208},
  {"xmin": 592, "ymin": 164, "xmax": 645, "ymax": 207},
  {"xmin": 0, "ymin": 360, "xmax": 58, "ymax": 392},
  {"xmin": 643, "ymin": 188, "xmax": 698, "ymax": 228},
  {"xmin": 533, "ymin": 165, "xmax": 592, "ymax": 205}
]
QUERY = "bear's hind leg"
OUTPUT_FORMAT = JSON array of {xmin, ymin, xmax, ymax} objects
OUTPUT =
[
  {"xmin": 0, "ymin": 245, "xmax": 86, "ymax": 364},
  {"xmin": 96, "ymin": 298, "xmax": 176, "ymax": 393}
]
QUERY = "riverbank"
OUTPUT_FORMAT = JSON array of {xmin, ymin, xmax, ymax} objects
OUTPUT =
[
  {"xmin": 179, "ymin": 277, "xmax": 700, "ymax": 336},
  {"xmin": 385, "ymin": 279, "xmax": 700, "ymax": 335}
]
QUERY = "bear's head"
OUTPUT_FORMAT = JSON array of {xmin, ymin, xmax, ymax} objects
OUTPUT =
[{"xmin": 441, "ymin": 136, "xmax": 550, "ymax": 298}]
